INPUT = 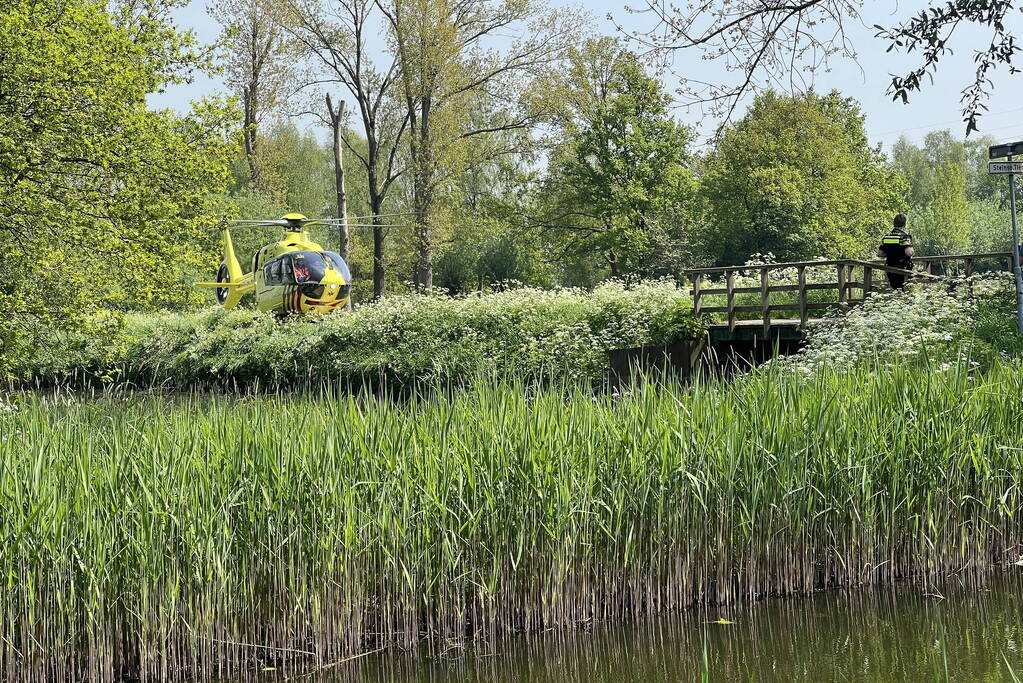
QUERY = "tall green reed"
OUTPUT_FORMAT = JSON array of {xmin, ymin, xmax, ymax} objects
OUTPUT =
[{"xmin": 1, "ymin": 359, "xmax": 1022, "ymax": 680}]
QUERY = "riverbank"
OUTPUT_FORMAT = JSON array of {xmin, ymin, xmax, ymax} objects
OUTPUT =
[
  {"xmin": 338, "ymin": 577, "xmax": 1023, "ymax": 682},
  {"xmin": 3, "ymin": 360, "xmax": 1023, "ymax": 680}
]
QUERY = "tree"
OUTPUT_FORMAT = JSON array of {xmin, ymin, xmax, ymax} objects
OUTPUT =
[
  {"xmin": 536, "ymin": 38, "xmax": 697, "ymax": 278},
  {"xmin": 699, "ymin": 91, "xmax": 906, "ymax": 265},
  {"xmin": 209, "ymin": 0, "xmax": 299, "ymax": 182},
  {"xmin": 282, "ymin": 0, "xmax": 408, "ymax": 298},
  {"xmin": 0, "ymin": 0, "xmax": 235, "ymax": 373},
  {"xmin": 965, "ymin": 135, "xmax": 1008, "ymax": 204},
  {"xmin": 377, "ymin": 0, "xmax": 577, "ymax": 290},
  {"xmin": 919, "ymin": 157, "xmax": 971, "ymax": 254},
  {"xmin": 891, "ymin": 130, "xmax": 1002, "ymax": 254},
  {"xmin": 325, "ymin": 93, "xmax": 349, "ymax": 259},
  {"xmin": 627, "ymin": 0, "xmax": 1022, "ymax": 134},
  {"xmin": 434, "ymin": 147, "xmax": 555, "ymax": 292},
  {"xmin": 891, "ymin": 130, "xmax": 967, "ymax": 208}
]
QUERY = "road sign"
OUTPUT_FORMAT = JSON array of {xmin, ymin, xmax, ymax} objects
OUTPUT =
[
  {"xmin": 990, "ymin": 161, "xmax": 1023, "ymax": 174},
  {"xmin": 990, "ymin": 141, "xmax": 1023, "ymax": 159}
]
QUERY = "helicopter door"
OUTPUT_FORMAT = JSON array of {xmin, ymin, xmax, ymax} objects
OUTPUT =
[{"xmin": 264, "ymin": 258, "xmax": 284, "ymax": 286}]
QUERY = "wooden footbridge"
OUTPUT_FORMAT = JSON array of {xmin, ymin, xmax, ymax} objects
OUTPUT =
[
  {"xmin": 682, "ymin": 252, "xmax": 1013, "ymax": 344},
  {"xmin": 609, "ymin": 252, "xmax": 1012, "ymax": 386}
]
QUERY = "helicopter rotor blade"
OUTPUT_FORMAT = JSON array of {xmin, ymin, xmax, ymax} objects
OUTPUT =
[{"xmin": 229, "ymin": 219, "xmax": 292, "ymax": 227}]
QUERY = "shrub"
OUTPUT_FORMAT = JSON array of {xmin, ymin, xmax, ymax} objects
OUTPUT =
[
  {"xmin": 777, "ymin": 272, "xmax": 1017, "ymax": 374},
  {"xmin": 13, "ymin": 280, "xmax": 700, "ymax": 387}
]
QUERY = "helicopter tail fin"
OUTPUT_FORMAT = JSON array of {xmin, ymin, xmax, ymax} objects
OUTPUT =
[
  {"xmin": 196, "ymin": 229, "xmax": 250, "ymax": 309},
  {"xmin": 219, "ymin": 229, "xmax": 246, "ymax": 309},
  {"xmin": 222, "ymin": 229, "xmax": 243, "ymax": 279}
]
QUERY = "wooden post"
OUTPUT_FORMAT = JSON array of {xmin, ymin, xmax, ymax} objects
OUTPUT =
[
  {"xmin": 837, "ymin": 263, "xmax": 847, "ymax": 303},
  {"xmin": 864, "ymin": 265, "xmax": 873, "ymax": 299},
  {"xmin": 761, "ymin": 268, "xmax": 771, "ymax": 338},
  {"xmin": 726, "ymin": 270, "xmax": 736, "ymax": 332},
  {"xmin": 797, "ymin": 265, "xmax": 807, "ymax": 327},
  {"xmin": 964, "ymin": 257, "xmax": 975, "ymax": 278},
  {"xmin": 692, "ymin": 274, "xmax": 703, "ymax": 315}
]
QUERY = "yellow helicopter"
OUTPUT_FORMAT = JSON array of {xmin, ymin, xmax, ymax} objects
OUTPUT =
[{"xmin": 197, "ymin": 213, "xmax": 353, "ymax": 314}]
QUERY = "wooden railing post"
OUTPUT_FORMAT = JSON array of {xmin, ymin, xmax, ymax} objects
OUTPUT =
[
  {"xmin": 837, "ymin": 263, "xmax": 847, "ymax": 303},
  {"xmin": 797, "ymin": 265, "xmax": 807, "ymax": 327},
  {"xmin": 760, "ymin": 268, "xmax": 771, "ymax": 337},
  {"xmin": 726, "ymin": 270, "xmax": 736, "ymax": 332},
  {"xmin": 692, "ymin": 273, "xmax": 702, "ymax": 315},
  {"xmin": 864, "ymin": 265, "xmax": 873, "ymax": 299}
]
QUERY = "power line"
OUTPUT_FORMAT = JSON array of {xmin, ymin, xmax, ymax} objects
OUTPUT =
[{"xmin": 875, "ymin": 106, "xmax": 1023, "ymax": 138}]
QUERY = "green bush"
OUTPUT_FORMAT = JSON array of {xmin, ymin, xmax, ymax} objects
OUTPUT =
[
  {"xmin": 13, "ymin": 280, "xmax": 700, "ymax": 387},
  {"xmin": 971, "ymin": 287, "xmax": 1023, "ymax": 358},
  {"xmin": 777, "ymin": 272, "xmax": 1019, "ymax": 374}
]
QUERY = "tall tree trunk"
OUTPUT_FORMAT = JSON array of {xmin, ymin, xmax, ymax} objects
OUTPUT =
[
  {"xmin": 372, "ymin": 212, "xmax": 386, "ymax": 299},
  {"xmin": 326, "ymin": 93, "xmax": 349, "ymax": 260},
  {"xmin": 413, "ymin": 191, "xmax": 432, "ymax": 290},
  {"xmin": 242, "ymin": 84, "xmax": 259, "ymax": 183},
  {"xmin": 367, "ymin": 163, "xmax": 386, "ymax": 299},
  {"xmin": 607, "ymin": 250, "xmax": 620, "ymax": 278},
  {"xmin": 412, "ymin": 96, "xmax": 433, "ymax": 290}
]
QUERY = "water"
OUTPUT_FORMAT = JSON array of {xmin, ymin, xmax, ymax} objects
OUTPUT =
[{"xmin": 299, "ymin": 579, "xmax": 1023, "ymax": 683}]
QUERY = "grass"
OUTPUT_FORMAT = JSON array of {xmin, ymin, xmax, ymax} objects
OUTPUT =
[{"xmin": 2, "ymin": 359, "xmax": 1023, "ymax": 680}]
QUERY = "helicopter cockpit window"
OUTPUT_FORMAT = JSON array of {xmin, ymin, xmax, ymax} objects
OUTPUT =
[
  {"xmin": 265, "ymin": 252, "xmax": 328, "ymax": 286},
  {"xmin": 323, "ymin": 252, "xmax": 353, "ymax": 283},
  {"xmin": 264, "ymin": 259, "xmax": 284, "ymax": 286}
]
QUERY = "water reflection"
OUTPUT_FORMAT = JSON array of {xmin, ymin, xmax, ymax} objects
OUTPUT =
[{"xmin": 308, "ymin": 579, "xmax": 1023, "ymax": 682}]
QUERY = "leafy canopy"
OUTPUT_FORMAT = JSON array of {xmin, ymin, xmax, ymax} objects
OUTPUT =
[
  {"xmin": 699, "ymin": 91, "xmax": 907, "ymax": 265},
  {"xmin": 539, "ymin": 38, "xmax": 697, "ymax": 279},
  {"xmin": 0, "ymin": 0, "xmax": 235, "ymax": 374}
]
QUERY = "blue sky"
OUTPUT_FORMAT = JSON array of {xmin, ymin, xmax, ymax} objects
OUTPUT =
[{"xmin": 153, "ymin": 0, "xmax": 1023, "ymax": 152}]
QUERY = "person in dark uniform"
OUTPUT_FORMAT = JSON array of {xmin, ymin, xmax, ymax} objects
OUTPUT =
[{"xmin": 877, "ymin": 214, "xmax": 915, "ymax": 289}]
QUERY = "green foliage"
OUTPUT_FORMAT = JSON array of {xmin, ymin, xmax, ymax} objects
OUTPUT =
[
  {"xmin": 891, "ymin": 130, "xmax": 1011, "ymax": 256},
  {"xmin": 434, "ymin": 153, "xmax": 557, "ymax": 293},
  {"xmin": 971, "ymin": 288, "xmax": 1023, "ymax": 359},
  {"xmin": 16, "ymin": 281, "xmax": 699, "ymax": 386},
  {"xmin": 5, "ymin": 358, "xmax": 1023, "ymax": 677},
  {"xmin": 700, "ymin": 91, "xmax": 907, "ymax": 265},
  {"xmin": 0, "ymin": 0, "xmax": 235, "ymax": 375},
  {"xmin": 779, "ymin": 273, "xmax": 1018, "ymax": 373},
  {"xmin": 647, "ymin": 300, "xmax": 704, "ymax": 345},
  {"xmin": 968, "ymin": 199, "xmax": 1012, "ymax": 255},
  {"xmin": 916, "ymin": 158, "xmax": 970, "ymax": 254},
  {"xmin": 229, "ymin": 122, "xmax": 342, "ymax": 219},
  {"xmin": 538, "ymin": 38, "xmax": 698, "ymax": 279},
  {"xmin": 434, "ymin": 215, "xmax": 556, "ymax": 293}
]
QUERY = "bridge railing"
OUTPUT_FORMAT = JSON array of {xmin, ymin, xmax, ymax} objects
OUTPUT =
[{"xmin": 682, "ymin": 252, "xmax": 1012, "ymax": 335}]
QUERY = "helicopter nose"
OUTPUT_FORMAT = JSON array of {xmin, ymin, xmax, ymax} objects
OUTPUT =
[{"xmin": 316, "ymin": 273, "xmax": 349, "ymax": 305}]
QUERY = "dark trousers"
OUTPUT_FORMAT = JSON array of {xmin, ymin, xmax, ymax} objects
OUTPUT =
[
  {"xmin": 886, "ymin": 262, "xmax": 910, "ymax": 289},
  {"xmin": 887, "ymin": 273, "xmax": 906, "ymax": 289}
]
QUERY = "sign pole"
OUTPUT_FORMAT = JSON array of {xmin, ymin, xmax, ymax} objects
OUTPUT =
[
  {"xmin": 1010, "ymin": 153, "xmax": 1023, "ymax": 335},
  {"xmin": 991, "ymin": 142, "xmax": 1023, "ymax": 335}
]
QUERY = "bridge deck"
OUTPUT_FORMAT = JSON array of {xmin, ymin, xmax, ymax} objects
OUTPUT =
[{"xmin": 707, "ymin": 319, "xmax": 810, "ymax": 343}]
